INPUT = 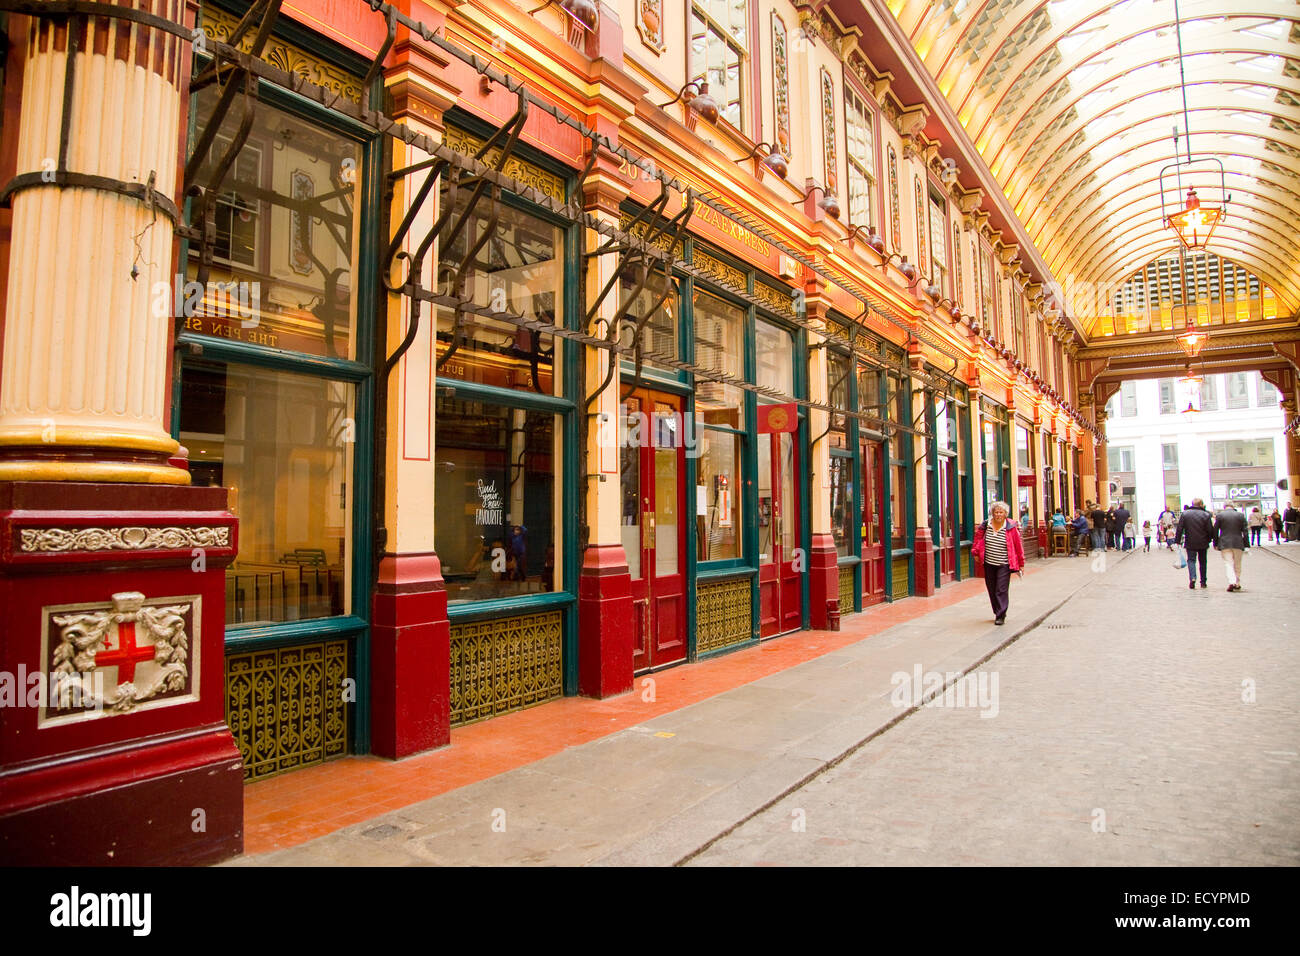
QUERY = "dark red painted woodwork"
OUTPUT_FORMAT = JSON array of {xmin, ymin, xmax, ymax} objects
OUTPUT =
[
  {"xmin": 370, "ymin": 552, "xmax": 450, "ymax": 758},
  {"xmin": 622, "ymin": 390, "xmax": 687, "ymax": 671},
  {"xmin": 806, "ymin": 532, "xmax": 839, "ymax": 629},
  {"xmin": 758, "ymin": 431, "xmax": 802, "ymax": 638},
  {"xmin": 913, "ymin": 526, "xmax": 936, "ymax": 597},
  {"xmin": 578, "ymin": 543, "xmax": 633, "ymax": 699},
  {"xmin": 0, "ymin": 481, "xmax": 241, "ymax": 865},
  {"xmin": 861, "ymin": 440, "xmax": 886, "ymax": 608},
  {"xmin": 0, "ymin": 725, "xmax": 243, "ymax": 866}
]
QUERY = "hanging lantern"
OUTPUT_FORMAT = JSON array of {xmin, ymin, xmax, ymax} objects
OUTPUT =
[
  {"xmin": 1175, "ymin": 321, "xmax": 1208, "ymax": 359},
  {"xmin": 1166, "ymin": 187, "xmax": 1223, "ymax": 251}
]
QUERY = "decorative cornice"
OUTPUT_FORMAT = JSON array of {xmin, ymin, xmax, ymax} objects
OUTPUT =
[
  {"xmin": 201, "ymin": 6, "xmax": 362, "ymax": 104},
  {"xmin": 19, "ymin": 526, "xmax": 231, "ymax": 554}
]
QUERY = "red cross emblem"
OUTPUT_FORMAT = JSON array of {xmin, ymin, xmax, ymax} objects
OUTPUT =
[{"xmin": 96, "ymin": 619, "xmax": 157, "ymax": 683}]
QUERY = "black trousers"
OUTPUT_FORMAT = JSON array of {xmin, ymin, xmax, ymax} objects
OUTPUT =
[
  {"xmin": 983, "ymin": 562, "xmax": 1010, "ymax": 619},
  {"xmin": 1250, "ymin": 527, "xmax": 1262, "ymax": 546}
]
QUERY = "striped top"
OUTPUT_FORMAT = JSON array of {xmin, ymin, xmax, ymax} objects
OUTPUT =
[{"xmin": 984, "ymin": 524, "xmax": 1009, "ymax": 566}]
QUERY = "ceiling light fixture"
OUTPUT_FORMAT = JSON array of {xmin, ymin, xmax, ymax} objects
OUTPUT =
[{"xmin": 1159, "ymin": 0, "xmax": 1230, "ymax": 253}]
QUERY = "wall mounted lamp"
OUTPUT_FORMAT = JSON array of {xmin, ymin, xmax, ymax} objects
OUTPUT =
[{"xmin": 735, "ymin": 141, "xmax": 788, "ymax": 180}]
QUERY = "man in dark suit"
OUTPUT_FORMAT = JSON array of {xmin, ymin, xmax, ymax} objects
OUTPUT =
[
  {"xmin": 1175, "ymin": 498, "xmax": 1215, "ymax": 589},
  {"xmin": 1285, "ymin": 502, "xmax": 1300, "ymax": 543},
  {"xmin": 1104, "ymin": 507, "xmax": 1118, "ymax": 550},
  {"xmin": 1112, "ymin": 503, "xmax": 1131, "ymax": 551},
  {"xmin": 1213, "ymin": 503, "xmax": 1250, "ymax": 592}
]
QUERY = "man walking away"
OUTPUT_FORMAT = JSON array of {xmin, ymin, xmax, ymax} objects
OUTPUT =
[
  {"xmin": 1247, "ymin": 507, "xmax": 1264, "ymax": 548},
  {"xmin": 1214, "ymin": 503, "xmax": 1250, "ymax": 592},
  {"xmin": 1175, "ymin": 498, "xmax": 1215, "ymax": 590},
  {"xmin": 1090, "ymin": 503, "xmax": 1107, "ymax": 552}
]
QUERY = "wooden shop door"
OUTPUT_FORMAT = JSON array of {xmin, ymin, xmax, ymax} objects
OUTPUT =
[
  {"xmin": 861, "ymin": 439, "xmax": 886, "ymax": 607},
  {"xmin": 758, "ymin": 430, "xmax": 802, "ymax": 637},
  {"xmin": 620, "ymin": 390, "xmax": 687, "ymax": 671}
]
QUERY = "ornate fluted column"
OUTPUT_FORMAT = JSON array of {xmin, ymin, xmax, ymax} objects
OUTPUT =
[{"xmin": 0, "ymin": 3, "xmax": 188, "ymax": 482}]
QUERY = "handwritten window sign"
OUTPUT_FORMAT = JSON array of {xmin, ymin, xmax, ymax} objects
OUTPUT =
[{"xmin": 476, "ymin": 479, "xmax": 503, "ymax": 526}]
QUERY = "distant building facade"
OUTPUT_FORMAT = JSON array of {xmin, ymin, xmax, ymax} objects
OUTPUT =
[{"xmin": 1104, "ymin": 373, "xmax": 1286, "ymax": 524}]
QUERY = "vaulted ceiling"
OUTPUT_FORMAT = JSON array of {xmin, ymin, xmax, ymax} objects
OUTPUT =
[{"xmin": 887, "ymin": 0, "xmax": 1300, "ymax": 324}]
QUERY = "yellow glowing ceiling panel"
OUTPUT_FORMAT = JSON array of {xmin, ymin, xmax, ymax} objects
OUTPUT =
[{"xmin": 896, "ymin": 0, "xmax": 1300, "ymax": 318}]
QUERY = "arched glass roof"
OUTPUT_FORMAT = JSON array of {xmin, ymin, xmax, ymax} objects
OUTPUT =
[{"xmin": 891, "ymin": 0, "xmax": 1300, "ymax": 318}]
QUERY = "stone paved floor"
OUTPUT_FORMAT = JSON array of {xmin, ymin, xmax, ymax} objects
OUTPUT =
[
  {"xmin": 689, "ymin": 544, "xmax": 1300, "ymax": 866},
  {"xmin": 230, "ymin": 544, "xmax": 1299, "ymax": 866}
]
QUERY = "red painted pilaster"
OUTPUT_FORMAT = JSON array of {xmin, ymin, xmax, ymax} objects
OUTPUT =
[
  {"xmin": 913, "ymin": 526, "xmax": 937, "ymax": 596},
  {"xmin": 0, "ymin": 481, "xmax": 242, "ymax": 865},
  {"xmin": 578, "ymin": 544, "xmax": 633, "ymax": 699},
  {"xmin": 371, "ymin": 552, "xmax": 450, "ymax": 757},
  {"xmin": 806, "ymin": 532, "xmax": 840, "ymax": 629}
]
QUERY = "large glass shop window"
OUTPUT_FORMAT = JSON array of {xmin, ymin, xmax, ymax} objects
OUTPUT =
[
  {"xmin": 184, "ymin": 86, "xmax": 361, "ymax": 359},
  {"xmin": 697, "ymin": 427, "xmax": 743, "ymax": 561},
  {"xmin": 180, "ymin": 365, "xmax": 355, "ymax": 625},
  {"xmin": 434, "ymin": 396, "xmax": 559, "ymax": 602},
  {"xmin": 755, "ymin": 318, "xmax": 794, "ymax": 395},
  {"xmin": 435, "ymin": 181, "xmax": 562, "ymax": 394},
  {"xmin": 889, "ymin": 373, "xmax": 908, "ymax": 546},
  {"xmin": 693, "ymin": 291, "xmax": 746, "ymax": 428},
  {"xmin": 619, "ymin": 266, "xmax": 678, "ymax": 372},
  {"xmin": 828, "ymin": 351, "xmax": 853, "ymax": 557}
]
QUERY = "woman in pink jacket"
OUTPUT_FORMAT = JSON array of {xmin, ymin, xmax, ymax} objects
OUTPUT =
[{"xmin": 972, "ymin": 500, "xmax": 1026, "ymax": 625}]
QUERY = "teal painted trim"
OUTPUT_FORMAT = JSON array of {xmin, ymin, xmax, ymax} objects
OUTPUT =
[
  {"xmin": 847, "ymin": 351, "xmax": 862, "ymax": 611},
  {"xmin": 837, "ymin": 556, "xmax": 861, "ymax": 566},
  {"xmin": 743, "ymin": 302, "xmax": 759, "ymax": 642},
  {"xmin": 224, "ymin": 615, "xmax": 369, "ymax": 651},
  {"xmin": 440, "ymin": 378, "xmax": 574, "ymax": 414},
  {"xmin": 561, "ymin": 209, "xmax": 582, "ymax": 697},
  {"xmin": 881, "ymin": 369, "xmax": 894, "ymax": 601},
  {"xmin": 447, "ymin": 591, "xmax": 576, "ymax": 623},
  {"xmin": 926, "ymin": 392, "xmax": 940, "ymax": 590},
  {"xmin": 697, "ymin": 636, "xmax": 760, "ymax": 662},
  {"xmin": 891, "ymin": 548, "xmax": 915, "ymax": 558},
  {"xmin": 697, "ymin": 565, "xmax": 758, "ymax": 582},
  {"xmin": 175, "ymin": 334, "xmax": 372, "ymax": 382},
  {"xmin": 681, "ymin": 266, "xmax": 699, "ymax": 660},
  {"xmin": 348, "ymin": 108, "xmax": 383, "ymax": 755},
  {"xmin": 795, "ymin": 326, "xmax": 811, "ymax": 631},
  {"xmin": 697, "ymin": 557, "xmax": 749, "ymax": 573},
  {"xmin": 618, "ymin": 365, "xmax": 693, "ymax": 395}
]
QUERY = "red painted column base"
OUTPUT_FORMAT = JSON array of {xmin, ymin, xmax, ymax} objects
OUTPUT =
[
  {"xmin": 913, "ymin": 526, "xmax": 937, "ymax": 596},
  {"xmin": 371, "ymin": 552, "xmax": 451, "ymax": 758},
  {"xmin": 807, "ymin": 532, "xmax": 840, "ymax": 629},
  {"xmin": 0, "ymin": 725, "xmax": 244, "ymax": 865},
  {"xmin": 578, "ymin": 544, "xmax": 633, "ymax": 699},
  {"xmin": 0, "ymin": 481, "xmax": 241, "ymax": 865}
]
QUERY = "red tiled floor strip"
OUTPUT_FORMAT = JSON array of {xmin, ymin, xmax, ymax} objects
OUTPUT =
[{"xmin": 242, "ymin": 567, "xmax": 1035, "ymax": 854}]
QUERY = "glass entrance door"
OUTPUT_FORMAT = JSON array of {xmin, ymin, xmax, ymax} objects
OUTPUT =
[
  {"xmin": 620, "ymin": 390, "xmax": 687, "ymax": 670},
  {"xmin": 758, "ymin": 429, "xmax": 802, "ymax": 637}
]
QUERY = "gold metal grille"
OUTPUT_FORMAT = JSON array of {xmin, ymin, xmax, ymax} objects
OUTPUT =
[
  {"xmin": 838, "ymin": 565, "xmax": 855, "ymax": 615},
  {"xmin": 961, "ymin": 544, "xmax": 972, "ymax": 576},
  {"xmin": 696, "ymin": 576, "xmax": 753, "ymax": 653},
  {"xmin": 226, "ymin": 640, "xmax": 349, "ymax": 781},
  {"xmin": 450, "ymin": 610, "xmax": 563, "ymax": 727},
  {"xmin": 891, "ymin": 555, "xmax": 910, "ymax": 598}
]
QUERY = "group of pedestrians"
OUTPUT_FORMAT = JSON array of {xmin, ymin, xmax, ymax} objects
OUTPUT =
[
  {"xmin": 1057, "ymin": 501, "xmax": 1134, "ymax": 555},
  {"xmin": 1171, "ymin": 499, "xmax": 1251, "ymax": 592}
]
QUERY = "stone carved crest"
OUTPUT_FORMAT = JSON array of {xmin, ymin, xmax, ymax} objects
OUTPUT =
[
  {"xmin": 638, "ymin": 0, "xmax": 665, "ymax": 53},
  {"xmin": 40, "ymin": 592, "xmax": 199, "ymax": 726}
]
